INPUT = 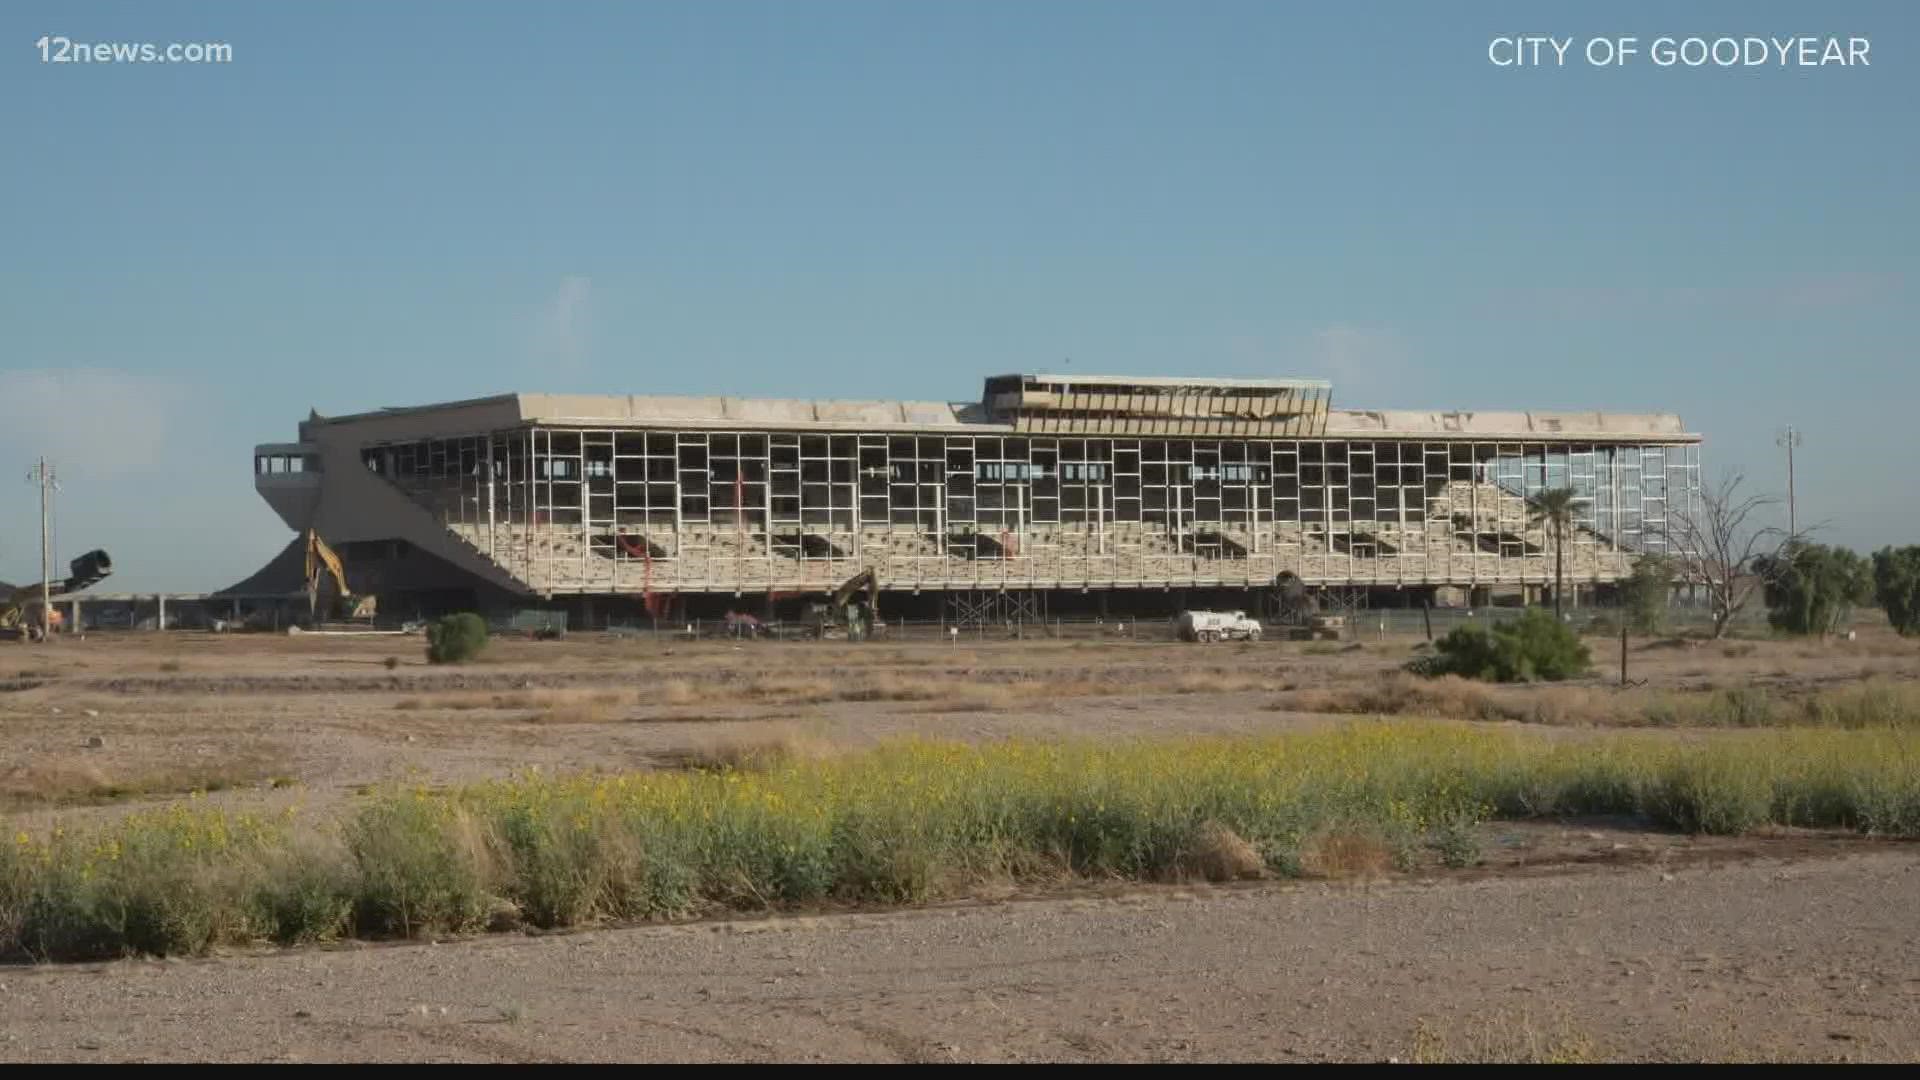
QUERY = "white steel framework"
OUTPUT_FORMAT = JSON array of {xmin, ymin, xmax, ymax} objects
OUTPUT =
[{"xmin": 350, "ymin": 428, "xmax": 1701, "ymax": 597}]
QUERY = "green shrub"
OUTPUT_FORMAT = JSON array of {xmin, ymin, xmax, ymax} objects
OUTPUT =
[
  {"xmin": 1756, "ymin": 543, "xmax": 1871, "ymax": 637},
  {"xmin": 1873, "ymin": 546, "xmax": 1920, "ymax": 636},
  {"xmin": 1416, "ymin": 609, "xmax": 1592, "ymax": 682},
  {"xmin": 1621, "ymin": 555, "xmax": 1675, "ymax": 635},
  {"xmin": 345, "ymin": 796, "xmax": 492, "ymax": 937},
  {"xmin": 251, "ymin": 852, "xmax": 352, "ymax": 945},
  {"xmin": 426, "ymin": 613, "xmax": 489, "ymax": 665},
  {"xmin": 492, "ymin": 797, "xmax": 614, "ymax": 928},
  {"xmin": 12, "ymin": 726, "xmax": 1920, "ymax": 960},
  {"xmin": 1430, "ymin": 811, "xmax": 1482, "ymax": 868},
  {"xmin": 1645, "ymin": 755, "xmax": 1774, "ymax": 835}
]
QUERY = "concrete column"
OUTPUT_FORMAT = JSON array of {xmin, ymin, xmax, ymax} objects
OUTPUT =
[
  {"xmin": 69, "ymin": 598, "xmax": 80, "ymax": 634},
  {"xmin": 157, "ymin": 594, "xmax": 166, "ymax": 631}
]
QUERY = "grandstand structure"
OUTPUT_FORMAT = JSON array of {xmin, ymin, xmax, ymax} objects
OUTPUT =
[{"xmin": 244, "ymin": 374, "xmax": 1702, "ymax": 623}]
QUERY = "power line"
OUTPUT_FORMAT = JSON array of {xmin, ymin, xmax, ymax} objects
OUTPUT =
[
  {"xmin": 1776, "ymin": 426, "xmax": 1802, "ymax": 540},
  {"xmin": 26, "ymin": 458, "xmax": 58, "ymax": 641}
]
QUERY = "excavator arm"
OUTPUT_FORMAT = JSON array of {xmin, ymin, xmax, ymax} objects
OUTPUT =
[
  {"xmin": 301, "ymin": 530, "xmax": 375, "ymax": 622},
  {"xmin": 304, "ymin": 529, "xmax": 351, "ymax": 598},
  {"xmin": 823, "ymin": 569, "xmax": 880, "ymax": 642},
  {"xmin": 828, "ymin": 569, "xmax": 878, "ymax": 610},
  {"xmin": 1, "ymin": 550, "xmax": 111, "ymax": 639}
]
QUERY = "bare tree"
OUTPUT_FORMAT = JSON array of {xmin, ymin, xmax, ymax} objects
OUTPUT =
[{"xmin": 1654, "ymin": 470, "xmax": 1793, "ymax": 640}]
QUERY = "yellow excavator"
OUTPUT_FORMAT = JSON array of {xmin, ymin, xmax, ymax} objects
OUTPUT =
[
  {"xmin": 304, "ymin": 529, "xmax": 376, "ymax": 625},
  {"xmin": 1, "ymin": 549, "xmax": 112, "ymax": 641},
  {"xmin": 805, "ymin": 568, "xmax": 880, "ymax": 641}
]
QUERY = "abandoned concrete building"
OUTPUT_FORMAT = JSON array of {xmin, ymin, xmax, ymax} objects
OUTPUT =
[{"xmin": 237, "ymin": 374, "xmax": 1702, "ymax": 625}]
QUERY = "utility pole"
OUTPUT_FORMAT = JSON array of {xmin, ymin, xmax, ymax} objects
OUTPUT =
[
  {"xmin": 28, "ymin": 458, "xmax": 56, "ymax": 641},
  {"xmin": 1776, "ymin": 427, "xmax": 1802, "ymax": 540}
]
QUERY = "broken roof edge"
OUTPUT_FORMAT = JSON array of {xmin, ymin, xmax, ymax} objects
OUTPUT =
[
  {"xmin": 1011, "ymin": 373, "xmax": 1334, "ymax": 391},
  {"xmin": 1325, "ymin": 408, "xmax": 1698, "ymax": 440},
  {"xmin": 309, "ymin": 392, "xmax": 523, "ymax": 426},
  {"xmin": 308, "ymin": 392, "xmax": 1698, "ymax": 442}
]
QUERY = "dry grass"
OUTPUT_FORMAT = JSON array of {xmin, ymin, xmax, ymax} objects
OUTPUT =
[
  {"xmin": 13, "ymin": 723, "xmax": 1920, "ymax": 961},
  {"xmin": 1169, "ymin": 670, "xmax": 1281, "ymax": 695},
  {"xmin": 598, "ymin": 669, "xmax": 1285, "ymax": 716},
  {"xmin": 1272, "ymin": 673, "xmax": 1920, "ymax": 730},
  {"xmin": 1302, "ymin": 827, "xmax": 1394, "ymax": 881},
  {"xmin": 1410, "ymin": 1009, "xmax": 1601, "ymax": 1064},
  {"xmin": 1172, "ymin": 821, "xmax": 1267, "ymax": 882},
  {"xmin": 1281, "ymin": 674, "xmax": 1520, "ymax": 723},
  {"xmin": 527, "ymin": 690, "xmax": 626, "ymax": 724},
  {"xmin": 391, "ymin": 688, "xmax": 626, "ymax": 722},
  {"xmin": 745, "ymin": 668, "xmax": 1275, "ymax": 709},
  {"xmin": 654, "ymin": 726, "xmax": 842, "ymax": 772},
  {"xmin": 0, "ymin": 752, "xmax": 283, "ymax": 808}
]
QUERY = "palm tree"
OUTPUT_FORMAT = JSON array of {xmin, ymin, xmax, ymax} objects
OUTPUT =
[{"xmin": 1528, "ymin": 487, "xmax": 1579, "ymax": 619}]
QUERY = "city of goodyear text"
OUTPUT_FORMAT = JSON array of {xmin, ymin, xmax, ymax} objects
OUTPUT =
[{"xmin": 1489, "ymin": 36, "xmax": 1869, "ymax": 68}]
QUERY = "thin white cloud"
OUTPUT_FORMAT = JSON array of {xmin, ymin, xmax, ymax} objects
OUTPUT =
[
  {"xmin": 531, "ymin": 275, "xmax": 593, "ymax": 368},
  {"xmin": 1302, "ymin": 324, "xmax": 1410, "ymax": 394},
  {"xmin": 0, "ymin": 368, "xmax": 187, "ymax": 475},
  {"xmin": 1483, "ymin": 272, "xmax": 1905, "ymax": 320},
  {"xmin": 1220, "ymin": 325, "xmax": 1412, "ymax": 402}
]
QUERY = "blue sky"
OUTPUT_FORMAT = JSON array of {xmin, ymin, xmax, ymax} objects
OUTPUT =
[{"xmin": 2, "ymin": 1, "xmax": 1913, "ymax": 591}]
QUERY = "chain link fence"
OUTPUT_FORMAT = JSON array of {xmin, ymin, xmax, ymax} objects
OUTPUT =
[{"xmin": 566, "ymin": 601, "xmax": 1773, "ymax": 644}]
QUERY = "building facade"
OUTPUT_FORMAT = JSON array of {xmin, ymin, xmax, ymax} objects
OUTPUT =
[{"xmin": 246, "ymin": 375, "xmax": 1701, "ymax": 622}]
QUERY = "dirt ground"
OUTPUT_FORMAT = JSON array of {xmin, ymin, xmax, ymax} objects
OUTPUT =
[
  {"xmin": 3, "ymin": 627, "xmax": 1919, "ymax": 1061},
  {"xmin": 2, "ymin": 844, "xmax": 1916, "ymax": 1062},
  {"xmin": 6, "ymin": 628, "xmax": 1913, "ymax": 818}
]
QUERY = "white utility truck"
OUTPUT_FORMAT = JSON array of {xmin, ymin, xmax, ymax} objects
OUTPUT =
[{"xmin": 1174, "ymin": 609, "xmax": 1263, "ymax": 643}]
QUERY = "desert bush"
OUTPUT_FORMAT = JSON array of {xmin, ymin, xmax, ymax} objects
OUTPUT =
[
  {"xmin": 489, "ymin": 793, "xmax": 617, "ymax": 927},
  {"xmin": 1288, "ymin": 675, "xmax": 1920, "ymax": 733},
  {"xmin": 1644, "ymin": 754, "xmax": 1774, "ymax": 834},
  {"xmin": 11, "ymin": 725, "xmax": 1920, "ymax": 960},
  {"xmin": 1415, "ymin": 609, "xmax": 1592, "ymax": 682},
  {"xmin": 1873, "ymin": 546, "xmax": 1920, "ymax": 636},
  {"xmin": 1429, "ymin": 809, "xmax": 1482, "ymax": 868},
  {"xmin": 425, "ymin": 613, "xmax": 489, "ymax": 665},
  {"xmin": 1794, "ymin": 680, "xmax": 1920, "ymax": 729},
  {"xmin": 344, "ymin": 795, "xmax": 492, "ymax": 937},
  {"xmin": 251, "ymin": 845, "xmax": 353, "ymax": 945},
  {"xmin": 1, "ymin": 806, "xmax": 289, "ymax": 960},
  {"xmin": 1621, "ymin": 555, "xmax": 1675, "ymax": 635},
  {"xmin": 1756, "ymin": 543, "xmax": 1872, "ymax": 637}
]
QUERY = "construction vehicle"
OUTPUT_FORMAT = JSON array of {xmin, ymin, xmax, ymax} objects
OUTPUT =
[
  {"xmin": 1, "ymin": 549, "xmax": 112, "ymax": 641},
  {"xmin": 1175, "ymin": 609, "xmax": 1263, "ymax": 643},
  {"xmin": 1291, "ymin": 614, "xmax": 1344, "ymax": 642},
  {"xmin": 1272, "ymin": 572, "xmax": 1344, "ymax": 641},
  {"xmin": 303, "ymin": 529, "xmax": 377, "ymax": 625},
  {"xmin": 806, "ymin": 569, "xmax": 880, "ymax": 641}
]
